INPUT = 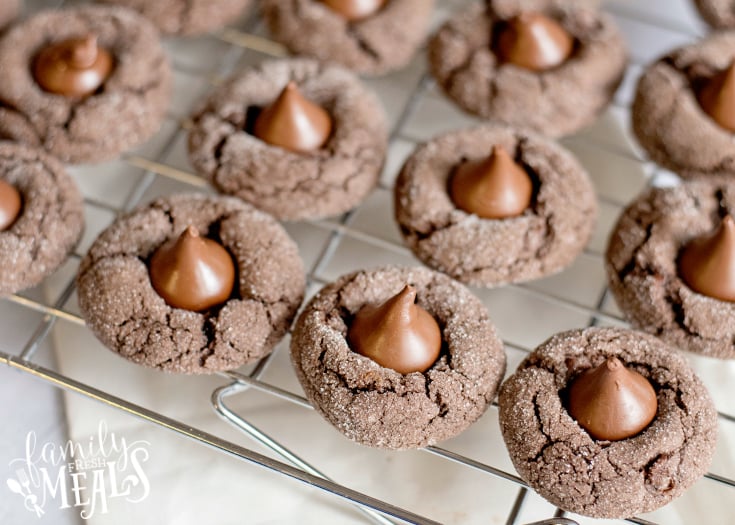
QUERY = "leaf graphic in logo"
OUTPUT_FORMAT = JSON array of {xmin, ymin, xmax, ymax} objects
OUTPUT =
[{"xmin": 7, "ymin": 477, "xmax": 24, "ymax": 495}]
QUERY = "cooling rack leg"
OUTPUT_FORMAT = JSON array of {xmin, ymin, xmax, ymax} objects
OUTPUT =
[{"xmin": 505, "ymin": 487, "xmax": 528, "ymax": 525}]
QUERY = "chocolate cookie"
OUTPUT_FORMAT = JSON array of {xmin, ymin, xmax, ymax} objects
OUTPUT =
[
  {"xmin": 260, "ymin": 0, "xmax": 434, "ymax": 76},
  {"xmin": 0, "ymin": 6, "xmax": 172, "ymax": 164},
  {"xmin": 498, "ymin": 327, "xmax": 718, "ymax": 519},
  {"xmin": 291, "ymin": 266, "xmax": 506, "ymax": 450},
  {"xmin": 188, "ymin": 58, "xmax": 388, "ymax": 221},
  {"xmin": 0, "ymin": 142, "xmax": 84, "ymax": 296},
  {"xmin": 77, "ymin": 193, "xmax": 305, "ymax": 374},
  {"xmin": 692, "ymin": 0, "xmax": 735, "ymax": 28},
  {"xmin": 95, "ymin": 0, "xmax": 252, "ymax": 36},
  {"xmin": 428, "ymin": 0, "xmax": 627, "ymax": 137},
  {"xmin": 394, "ymin": 124, "xmax": 597, "ymax": 287},
  {"xmin": 632, "ymin": 32, "xmax": 735, "ymax": 177},
  {"xmin": 0, "ymin": 0, "xmax": 19, "ymax": 31},
  {"xmin": 606, "ymin": 178, "xmax": 735, "ymax": 359}
]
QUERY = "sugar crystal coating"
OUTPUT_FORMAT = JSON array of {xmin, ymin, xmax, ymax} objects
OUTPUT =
[{"xmin": 499, "ymin": 327, "xmax": 718, "ymax": 518}]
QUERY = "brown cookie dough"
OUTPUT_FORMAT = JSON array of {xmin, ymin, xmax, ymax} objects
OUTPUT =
[
  {"xmin": 291, "ymin": 265, "xmax": 506, "ymax": 450},
  {"xmin": 0, "ymin": 0, "xmax": 19, "ymax": 31},
  {"xmin": 77, "ymin": 193, "xmax": 306, "ymax": 374},
  {"xmin": 188, "ymin": 58, "xmax": 388, "ymax": 221},
  {"xmin": 394, "ymin": 124, "xmax": 597, "ymax": 287},
  {"xmin": 499, "ymin": 327, "xmax": 718, "ymax": 519},
  {"xmin": 428, "ymin": 0, "xmax": 627, "ymax": 137},
  {"xmin": 0, "ymin": 142, "xmax": 84, "ymax": 295},
  {"xmin": 607, "ymin": 178, "xmax": 735, "ymax": 359},
  {"xmin": 0, "ymin": 6, "xmax": 172, "ymax": 164},
  {"xmin": 95, "ymin": 0, "xmax": 252, "ymax": 36},
  {"xmin": 632, "ymin": 32, "xmax": 735, "ymax": 177},
  {"xmin": 261, "ymin": 0, "xmax": 434, "ymax": 76},
  {"xmin": 693, "ymin": 0, "xmax": 735, "ymax": 28}
]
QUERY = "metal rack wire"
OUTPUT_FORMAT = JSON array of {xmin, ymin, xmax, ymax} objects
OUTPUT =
[{"xmin": 1, "ymin": 1, "xmax": 734, "ymax": 524}]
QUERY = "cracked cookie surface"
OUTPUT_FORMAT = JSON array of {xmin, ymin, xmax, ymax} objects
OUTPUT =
[
  {"xmin": 428, "ymin": 0, "xmax": 627, "ymax": 137},
  {"xmin": 261, "ymin": 0, "xmax": 434, "ymax": 76},
  {"xmin": 498, "ymin": 327, "xmax": 718, "ymax": 519},
  {"xmin": 632, "ymin": 32, "xmax": 735, "ymax": 177},
  {"xmin": 95, "ymin": 0, "xmax": 252, "ymax": 36},
  {"xmin": 77, "ymin": 193, "xmax": 305, "ymax": 374},
  {"xmin": 188, "ymin": 58, "xmax": 388, "ymax": 221},
  {"xmin": 0, "ymin": 5, "xmax": 172, "ymax": 164},
  {"xmin": 607, "ymin": 178, "xmax": 735, "ymax": 359},
  {"xmin": 394, "ymin": 124, "xmax": 597, "ymax": 287},
  {"xmin": 0, "ymin": 142, "xmax": 84, "ymax": 295},
  {"xmin": 291, "ymin": 265, "xmax": 506, "ymax": 450}
]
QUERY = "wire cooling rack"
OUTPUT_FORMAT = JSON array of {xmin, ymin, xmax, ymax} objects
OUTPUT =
[{"xmin": 1, "ymin": 0, "xmax": 734, "ymax": 524}]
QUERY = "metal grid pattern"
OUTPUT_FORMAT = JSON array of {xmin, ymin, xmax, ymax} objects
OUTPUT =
[{"xmin": 1, "ymin": 1, "xmax": 734, "ymax": 524}]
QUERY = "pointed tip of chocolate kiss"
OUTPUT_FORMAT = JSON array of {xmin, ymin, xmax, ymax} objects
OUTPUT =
[
  {"xmin": 698, "ymin": 61, "xmax": 735, "ymax": 132},
  {"xmin": 321, "ymin": 0, "xmax": 386, "ymax": 21},
  {"xmin": 495, "ymin": 12, "xmax": 574, "ymax": 72},
  {"xmin": 567, "ymin": 356, "xmax": 658, "ymax": 441},
  {"xmin": 184, "ymin": 224, "xmax": 200, "ymax": 238},
  {"xmin": 679, "ymin": 214, "xmax": 735, "ymax": 302},
  {"xmin": 0, "ymin": 178, "xmax": 21, "ymax": 231},
  {"xmin": 604, "ymin": 355, "xmax": 623, "ymax": 371},
  {"xmin": 70, "ymin": 34, "xmax": 100, "ymax": 68},
  {"xmin": 149, "ymin": 225, "xmax": 236, "ymax": 312},
  {"xmin": 490, "ymin": 144, "xmax": 509, "ymax": 161},
  {"xmin": 253, "ymin": 82, "xmax": 333, "ymax": 154},
  {"xmin": 449, "ymin": 145, "xmax": 533, "ymax": 219},
  {"xmin": 394, "ymin": 284, "xmax": 418, "ymax": 305},
  {"xmin": 347, "ymin": 284, "xmax": 442, "ymax": 374}
]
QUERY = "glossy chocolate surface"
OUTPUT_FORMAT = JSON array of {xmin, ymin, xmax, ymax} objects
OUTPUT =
[
  {"xmin": 698, "ymin": 62, "xmax": 735, "ymax": 132},
  {"xmin": 450, "ymin": 146, "xmax": 533, "ymax": 219},
  {"xmin": 253, "ymin": 81, "xmax": 333, "ymax": 153},
  {"xmin": 679, "ymin": 214, "xmax": 735, "ymax": 302},
  {"xmin": 33, "ymin": 35, "xmax": 114, "ymax": 97},
  {"xmin": 321, "ymin": 0, "xmax": 387, "ymax": 21},
  {"xmin": 149, "ymin": 226, "xmax": 236, "ymax": 312},
  {"xmin": 0, "ymin": 179, "xmax": 21, "ymax": 231},
  {"xmin": 567, "ymin": 356, "xmax": 658, "ymax": 441},
  {"xmin": 495, "ymin": 13, "xmax": 574, "ymax": 72},
  {"xmin": 347, "ymin": 285, "xmax": 442, "ymax": 374}
]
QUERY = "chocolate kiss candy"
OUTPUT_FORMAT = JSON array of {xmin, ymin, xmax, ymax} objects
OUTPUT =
[
  {"xmin": 449, "ymin": 145, "xmax": 533, "ymax": 219},
  {"xmin": 33, "ymin": 35, "xmax": 114, "ymax": 97},
  {"xmin": 149, "ymin": 226, "xmax": 236, "ymax": 312},
  {"xmin": 321, "ymin": 0, "xmax": 387, "ymax": 21},
  {"xmin": 347, "ymin": 285, "xmax": 442, "ymax": 374},
  {"xmin": 679, "ymin": 215, "xmax": 735, "ymax": 302},
  {"xmin": 0, "ymin": 179, "xmax": 21, "ymax": 231},
  {"xmin": 698, "ymin": 62, "xmax": 735, "ymax": 132},
  {"xmin": 495, "ymin": 12, "xmax": 574, "ymax": 72},
  {"xmin": 567, "ymin": 356, "xmax": 658, "ymax": 441},
  {"xmin": 253, "ymin": 81, "xmax": 333, "ymax": 153}
]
